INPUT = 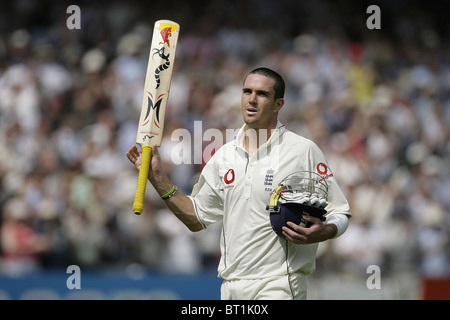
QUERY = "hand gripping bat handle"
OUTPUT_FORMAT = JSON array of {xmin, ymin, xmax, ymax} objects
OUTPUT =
[{"xmin": 133, "ymin": 145, "xmax": 152, "ymax": 215}]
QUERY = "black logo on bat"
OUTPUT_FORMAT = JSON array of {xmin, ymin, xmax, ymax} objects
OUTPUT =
[
  {"xmin": 142, "ymin": 93, "xmax": 164, "ymax": 127},
  {"xmin": 143, "ymin": 134, "xmax": 154, "ymax": 141},
  {"xmin": 152, "ymin": 47, "xmax": 170, "ymax": 89}
]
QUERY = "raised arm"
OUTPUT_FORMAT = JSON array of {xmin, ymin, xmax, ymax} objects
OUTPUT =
[{"xmin": 126, "ymin": 144, "xmax": 203, "ymax": 232}]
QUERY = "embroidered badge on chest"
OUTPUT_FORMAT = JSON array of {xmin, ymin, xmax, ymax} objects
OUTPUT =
[{"xmin": 264, "ymin": 169, "xmax": 274, "ymax": 191}]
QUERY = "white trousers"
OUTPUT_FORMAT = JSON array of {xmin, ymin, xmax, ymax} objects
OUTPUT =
[{"xmin": 220, "ymin": 272, "xmax": 307, "ymax": 300}]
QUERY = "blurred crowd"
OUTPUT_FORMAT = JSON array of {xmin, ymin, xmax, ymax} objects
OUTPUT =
[{"xmin": 0, "ymin": 0, "xmax": 449, "ymax": 278}]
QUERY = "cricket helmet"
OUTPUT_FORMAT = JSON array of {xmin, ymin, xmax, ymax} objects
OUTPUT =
[{"xmin": 266, "ymin": 171, "xmax": 329, "ymax": 239}]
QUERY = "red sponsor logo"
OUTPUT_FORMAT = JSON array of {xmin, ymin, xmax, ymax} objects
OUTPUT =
[
  {"xmin": 316, "ymin": 162, "xmax": 334, "ymax": 183},
  {"xmin": 157, "ymin": 22, "xmax": 178, "ymax": 47},
  {"xmin": 317, "ymin": 162, "xmax": 328, "ymax": 175},
  {"xmin": 224, "ymin": 169, "xmax": 235, "ymax": 184},
  {"xmin": 159, "ymin": 27, "xmax": 173, "ymax": 47}
]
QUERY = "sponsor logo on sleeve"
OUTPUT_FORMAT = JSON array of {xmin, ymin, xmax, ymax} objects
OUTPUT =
[{"xmin": 316, "ymin": 162, "xmax": 334, "ymax": 182}]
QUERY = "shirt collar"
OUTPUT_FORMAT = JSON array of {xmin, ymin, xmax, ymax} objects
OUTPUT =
[{"xmin": 234, "ymin": 120, "xmax": 285, "ymax": 150}]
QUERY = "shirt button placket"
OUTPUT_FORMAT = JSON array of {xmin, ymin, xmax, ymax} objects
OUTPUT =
[{"xmin": 244, "ymin": 161, "xmax": 254, "ymax": 200}]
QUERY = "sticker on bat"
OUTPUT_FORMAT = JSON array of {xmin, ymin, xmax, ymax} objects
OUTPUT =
[
  {"xmin": 142, "ymin": 92, "xmax": 165, "ymax": 127},
  {"xmin": 159, "ymin": 26, "xmax": 174, "ymax": 47},
  {"xmin": 158, "ymin": 22, "xmax": 178, "ymax": 46},
  {"xmin": 152, "ymin": 48, "xmax": 170, "ymax": 89},
  {"xmin": 151, "ymin": 23, "xmax": 178, "ymax": 89}
]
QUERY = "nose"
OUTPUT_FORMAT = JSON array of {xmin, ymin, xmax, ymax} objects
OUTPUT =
[{"xmin": 248, "ymin": 92, "xmax": 257, "ymax": 105}]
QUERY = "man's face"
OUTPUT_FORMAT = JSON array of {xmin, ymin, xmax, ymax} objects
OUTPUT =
[{"xmin": 241, "ymin": 73, "xmax": 283, "ymax": 130}]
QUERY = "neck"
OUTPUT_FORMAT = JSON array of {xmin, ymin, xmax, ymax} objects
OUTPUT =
[{"xmin": 243, "ymin": 123, "xmax": 277, "ymax": 155}]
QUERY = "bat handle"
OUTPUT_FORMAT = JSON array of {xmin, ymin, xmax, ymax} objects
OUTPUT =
[{"xmin": 133, "ymin": 145, "xmax": 152, "ymax": 215}]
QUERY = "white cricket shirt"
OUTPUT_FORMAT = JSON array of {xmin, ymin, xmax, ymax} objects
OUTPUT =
[{"xmin": 189, "ymin": 121, "xmax": 351, "ymax": 280}]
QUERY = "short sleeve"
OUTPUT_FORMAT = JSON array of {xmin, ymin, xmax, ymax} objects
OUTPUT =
[{"xmin": 189, "ymin": 157, "xmax": 224, "ymax": 228}]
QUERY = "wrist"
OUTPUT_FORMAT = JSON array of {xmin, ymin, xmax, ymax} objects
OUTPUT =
[
  {"xmin": 161, "ymin": 185, "xmax": 178, "ymax": 199},
  {"xmin": 149, "ymin": 173, "xmax": 172, "ymax": 195},
  {"xmin": 323, "ymin": 223, "xmax": 337, "ymax": 240},
  {"xmin": 325, "ymin": 214, "xmax": 349, "ymax": 239}
]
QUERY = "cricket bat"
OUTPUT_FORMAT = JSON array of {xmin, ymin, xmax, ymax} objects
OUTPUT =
[{"xmin": 133, "ymin": 20, "xmax": 180, "ymax": 215}]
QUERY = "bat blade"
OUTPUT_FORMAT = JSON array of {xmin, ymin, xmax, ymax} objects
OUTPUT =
[{"xmin": 133, "ymin": 20, "xmax": 180, "ymax": 215}]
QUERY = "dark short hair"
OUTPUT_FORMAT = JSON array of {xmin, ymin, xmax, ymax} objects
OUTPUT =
[{"xmin": 245, "ymin": 67, "xmax": 285, "ymax": 100}]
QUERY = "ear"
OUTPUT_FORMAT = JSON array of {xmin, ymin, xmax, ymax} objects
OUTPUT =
[{"xmin": 274, "ymin": 98, "xmax": 284, "ymax": 112}]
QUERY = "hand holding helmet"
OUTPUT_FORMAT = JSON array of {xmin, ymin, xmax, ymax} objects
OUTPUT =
[{"xmin": 266, "ymin": 171, "xmax": 328, "ymax": 239}]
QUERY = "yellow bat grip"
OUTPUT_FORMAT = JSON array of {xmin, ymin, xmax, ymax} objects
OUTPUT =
[{"xmin": 133, "ymin": 145, "xmax": 152, "ymax": 215}]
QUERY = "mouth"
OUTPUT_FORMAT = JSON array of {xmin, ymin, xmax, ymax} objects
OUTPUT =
[{"xmin": 245, "ymin": 107, "xmax": 258, "ymax": 116}]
